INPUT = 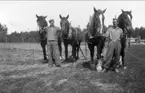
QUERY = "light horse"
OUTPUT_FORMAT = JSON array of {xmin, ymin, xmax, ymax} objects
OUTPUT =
[
  {"xmin": 59, "ymin": 15, "xmax": 82, "ymax": 62},
  {"xmin": 117, "ymin": 10, "xmax": 134, "ymax": 67},
  {"xmin": 36, "ymin": 15, "xmax": 63, "ymax": 61},
  {"xmin": 85, "ymin": 8, "xmax": 107, "ymax": 71}
]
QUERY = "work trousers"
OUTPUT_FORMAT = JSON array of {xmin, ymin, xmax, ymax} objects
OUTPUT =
[
  {"xmin": 47, "ymin": 40, "xmax": 61, "ymax": 65},
  {"xmin": 103, "ymin": 40, "xmax": 121, "ymax": 69}
]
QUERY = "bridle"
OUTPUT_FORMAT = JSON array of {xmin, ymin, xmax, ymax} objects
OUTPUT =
[
  {"xmin": 61, "ymin": 22, "xmax": 71, "ymax": 40},
  {"xmin": 38, "ymin": 26, "xmax": 47, "ymax": 41}
]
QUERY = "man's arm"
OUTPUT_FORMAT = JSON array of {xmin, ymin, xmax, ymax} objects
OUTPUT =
[
  {"xmin": 44, "ymin": 27, "xmax": 49, "ymax": 39},
  {"xmin": 55, "ymin": 26, "xmax": 61, "ymax": 36},
  {"xmin": 103, "ymin": 28, "xmax": 111, "ymax": 37},
  {"xmin": 103, "ymin": 28, "xmax": 112, "ymax": 41}
]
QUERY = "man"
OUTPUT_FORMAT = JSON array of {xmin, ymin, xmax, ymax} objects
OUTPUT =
[
  {"xmin": 102, "ymin": 18, "xmax": 123, "ymax": 72},
  {"xmin": 45, "ymin": 19, "xmax": 61, "ymax": 67}
]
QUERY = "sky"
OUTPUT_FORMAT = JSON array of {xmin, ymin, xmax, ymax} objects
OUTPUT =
[{"xmin": 0, "ymin": 1, "xmax": 145, "ymax": 34}]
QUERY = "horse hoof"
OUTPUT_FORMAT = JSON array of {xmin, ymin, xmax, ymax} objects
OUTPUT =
[
  {"xmin": 123, "ymin": 66, "xmax": 127, "ymax": 70},
  {"xmin": 62, "ymin": 59, "xmax": 67, "ymax": 63},
  {"xmin": 44, "ymin": 58, "xmax": 48, "ymax": 60},
  {"xmin": 60, "ymin": 56, "xmax": 64, "ymax": 60},
  {"xmin": 71, "ymin": 58, "xmax": 76, "ymax": 62},
  {"xmin": 43, "ymin": 60, "xmax": 48, "ymax": 63},
  {"xmin": 76, "ymin": 57, "xmax": 79, "ymax": 60},
  {"xmin": 90, "ymin": 63, "xmax": 96, "ymax": 70},
  {"xmin": 96, "ymin": 66, "xmax": 102, "ymax": 72}
]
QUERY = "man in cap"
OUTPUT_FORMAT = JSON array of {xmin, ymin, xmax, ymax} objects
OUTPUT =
[
  {"xmin": 101, "ymin": 17, "xmax": 123, "ymax": 72},
  {"xmin": 45, "ymin": 19, "xmax": 61, "ymax": 67}
]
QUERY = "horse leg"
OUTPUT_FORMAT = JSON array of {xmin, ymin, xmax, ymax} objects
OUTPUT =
[
  {"xmin": 88, "ymin": 44, "xmax": 94, "ymax": 62},
  {"xmin": 120, "ymin": 38, "xmax": 127, "ymax": 67},
  {"xmin": 41, "ymin": 40, "xmax": 47, "ymax": 60},
  {"xmin": 88, "ymin": 43, "xmax": 96, "ymax": 70},
  {"xmin": 120, "ymin": 46, "xmax": 125, "ymax": 66},
  {"xmin": 128, "ymin": 39, "xmax": 131, "ymax": 48},
  {"xmin": 76, "ymin": 42, "xmax": 80, "ymax": 60},
  {"xmin": 96, "ymin": 44, "xmax": 103, "ymax": 72},
  {"xmin": 64, "ymin": 42, "xmax": 68, "ymax": 61},
  {"xmin": 72, "ymin": 44, "xmax": 77, "ymax": 61},
  {"xmin": 58, "ymin": 41, "xmax": 63, "ymax": 59}
]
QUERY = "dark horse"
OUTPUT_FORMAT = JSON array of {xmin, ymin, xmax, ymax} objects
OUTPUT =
[
  {"xmin": 85, "ymin": 8, "xmax": 107, "ymax": 71},
  {"xmin": 36, "ymin": 15, "xmax": 48, "ymax": 60},
  {"xmin": 36, "ymin": 15, "xmax": 63, "ymax": 61},
  {"xmin": 117, "ymin": 9, "xmax": 134, "ymax": 67},
  {"xmin": 59, "ymin": 15, "xmax": 82, "ymax": 62}
]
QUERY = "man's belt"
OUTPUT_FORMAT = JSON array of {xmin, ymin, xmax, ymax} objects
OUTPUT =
[{"xmin": 112, "ymin": 39, "xmax": 120, "ymax": 42}]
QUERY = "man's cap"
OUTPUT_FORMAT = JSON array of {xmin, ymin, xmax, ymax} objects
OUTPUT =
[
  {"xmin": 113, "ymin": 15, "xmax": 118, "ymax": 22},
  {"xmin": 49, "ymin": 19, "xmax": 54, "ymax": 23}
]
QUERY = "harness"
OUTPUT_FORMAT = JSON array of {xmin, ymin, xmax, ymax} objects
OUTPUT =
[
  {"xmin": 62, "ymin": 26, "xmax": 73, "ymax": 40},
  {"xmin": 38, "ymin": 27, "xmax": 47, "ymax": 41}
]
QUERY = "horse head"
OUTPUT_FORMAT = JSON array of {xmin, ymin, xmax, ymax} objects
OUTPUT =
[
  {"xmin": 88, "ymin": 7, "xmax": 106, "ymax": 36},
  {"xmin": 36, "ymin": 14, "xmax": 48, "ymax": 40},
  {"xmin": 36, "ymin": 14, "xmax": 47, "ymax": 29},
  {"xmin": 118, "ymin": 9, "xmax": 134, "ymax": 37},
  {"xmin": 59, "ymin": 14, "xmax": 70, "ymax": 38}
]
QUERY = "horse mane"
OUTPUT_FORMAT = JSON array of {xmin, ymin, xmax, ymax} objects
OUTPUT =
[
  {"xmin": 88, "ymin": 13, "xmax": 95, "ymax": 32},
  {"xmin": 88, "ymin": 12, "xmax": 104, "ymax": 35},
  {"xmin": 117, "ymin": 14, "xmax": 125, "ymax": 29},
  {"xmin": 88, "ymin": 15, "xmax": 93, "ymax": 28}
]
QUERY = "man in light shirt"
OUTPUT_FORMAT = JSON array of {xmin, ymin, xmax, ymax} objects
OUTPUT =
[
  {"xmin": 45, "ymin": 19, "xmax": 61, "ymax": 67},
  {"xmin": 102, "ymin": 18, "xmax": 123, "ymax": 72}
]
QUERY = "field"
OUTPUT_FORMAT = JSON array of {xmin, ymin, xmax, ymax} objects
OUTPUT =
[{"xmin": 0, "ymin": 43, "xmax": 145, "ymax": 93}]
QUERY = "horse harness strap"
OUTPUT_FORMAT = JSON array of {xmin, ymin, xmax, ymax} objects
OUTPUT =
[{"xmin": 39, "ymin": 27, "xmax": 47, "ymax": 41}]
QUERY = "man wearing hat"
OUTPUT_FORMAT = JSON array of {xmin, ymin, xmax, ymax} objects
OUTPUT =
[
  {"xmin": 45, "ymin": 19, "xmax": 61, "ymax": 67},
  {"xmin": 101, "ymin": 17, "xmax": 123, "ymax": 72}
]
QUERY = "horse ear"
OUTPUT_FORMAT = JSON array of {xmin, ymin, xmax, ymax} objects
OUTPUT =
[
  {"xmin": 59, "ymin": 14, "xmax": 62, "ymax": 19},
  {"xmin": 44, "ymin": 16, "xmax": 47, "ymax": 19},
  {"xmin": 36, "ymin": 14, "xmax": 39, "ymax": 18},
  {"xmin": 130, "ymin": 10, "xmax": 132, "ymax": 14},
  {"xmin": 121, "ymin": 9, "xmax": 124, "ymax": 13},
  {"xmin": 102, "ymin": 8, "xmax": 107, "ymax": 14},
  {"xmin": 94, "ymin": 7, "xmax": 97, "ymax": 12},
  {"xmin": 66, "ymin": 15, "xmax": 69, "ymax": 19}
]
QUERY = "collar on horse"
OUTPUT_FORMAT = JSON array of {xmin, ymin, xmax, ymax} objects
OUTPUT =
[
  {"xmin": 62, "ymin": 25, "xmax": 72, "ymax": 40},
  {"xmin": 39, "ymin": 27, "xmax": 46, "ymax": 33},
  {"xmin": 39, "ymin": 27, "xmax": 47, "ymax": 40}
]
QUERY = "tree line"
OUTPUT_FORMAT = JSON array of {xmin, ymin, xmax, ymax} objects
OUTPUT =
[
  {"xmin": 0, "ymin": 23, "xmax": 40, "ymax": 42},
  {"xmin": 0, "ymin": 23, "xmax": 145, "ymax": 42}
]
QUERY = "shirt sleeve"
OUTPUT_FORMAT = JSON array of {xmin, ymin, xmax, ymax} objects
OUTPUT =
[
  {"xmin": 103, "ymin": 28, "xmax": 111, "ymax": 37},
  {"xmin": 56, "ymin": 26, "xmax": 61, "ymax": 31},
  {"xmin": 55, "ymin": 26, "xmax": 61, "ymax": 36}
]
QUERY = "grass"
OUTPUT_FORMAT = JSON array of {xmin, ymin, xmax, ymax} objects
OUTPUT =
[{"xmin": 0, "ymin": 43, "xmax": 145, "ymax": 93}]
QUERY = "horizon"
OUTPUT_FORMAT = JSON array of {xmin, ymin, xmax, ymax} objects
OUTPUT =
[{"xmin": 0, "ymin": 1, "xmax": 145, "ymax": 34}]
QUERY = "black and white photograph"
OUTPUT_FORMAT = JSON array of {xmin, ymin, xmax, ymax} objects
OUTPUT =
[{"xmin": 0, "ymin": 1, "xmax": 145, "ymax": 93}]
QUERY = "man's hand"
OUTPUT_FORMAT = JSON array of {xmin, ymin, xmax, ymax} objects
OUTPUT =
[{"xmin": 43, "ymin": 27, "xmax": 47, "ymax": 30}]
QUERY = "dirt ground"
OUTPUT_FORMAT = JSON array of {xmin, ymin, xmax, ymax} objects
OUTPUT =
[{"xmin": 0, "ymin": 43, "xmax": 145, "ymax": 93}]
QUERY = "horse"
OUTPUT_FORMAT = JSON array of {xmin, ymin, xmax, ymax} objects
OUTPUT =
[
  {"xmin": 36, "ymin": 14, "xmax": 63, "ymax": 61},
  {"xmin": 117, "ymin": 9, "xmax": 134, "ymax": 67},
  {"xmin": 59, "ymin": 15, "xmax": 82, "ymax": 62},
  {"xmin": 85, "ymin": 7, "xmax": 107, "ymax": 71},
  {"xmin": 36, "ymin": 15, "xmax": 48, "ymax": 61}
]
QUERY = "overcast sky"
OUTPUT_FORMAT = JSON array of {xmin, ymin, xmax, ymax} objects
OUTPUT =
[{"xmin": 0, "ymin": 1, "xmax": 145, "ymax": 34}]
